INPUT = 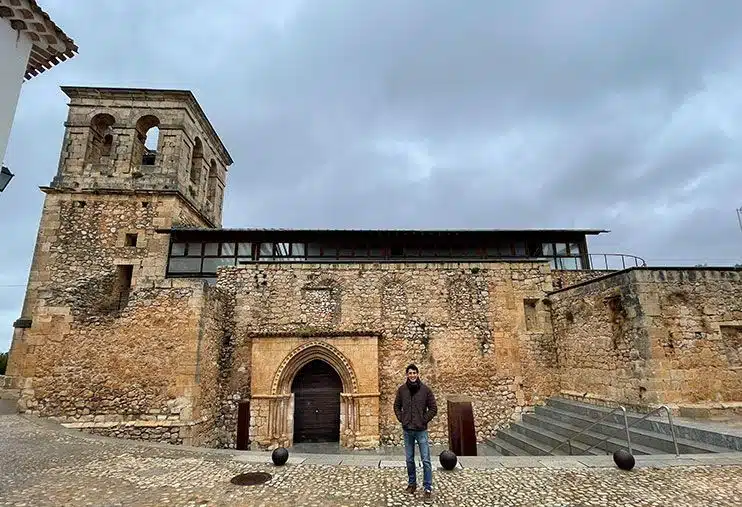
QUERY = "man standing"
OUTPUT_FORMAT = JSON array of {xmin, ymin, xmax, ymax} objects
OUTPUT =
[{"xmin": 393, "ymin": 363, "xmax": 438, "ymax": 500}]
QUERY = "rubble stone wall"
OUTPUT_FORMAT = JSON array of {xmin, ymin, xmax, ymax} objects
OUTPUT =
[
  {"xmin": 190, "ymin": 285, "xmax": 233, "ymax": 447},
  {"xmin": 5, "ymin": 190, "xmax": 214, "ymax": 445},
  {"xmin": 216, "ymin": 261, "xmax": 558, "ymax": 445},
  {"xmin": 17, "ymin": 279, "xmax": 205, "ymax": 420}
]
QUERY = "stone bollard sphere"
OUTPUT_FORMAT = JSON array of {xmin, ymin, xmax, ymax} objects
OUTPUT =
[
  {"xmin": 613, "ymin": 449, "xmax": 635, "ymax": 471},
  {"xmin": 272, "ymin": 447, "xmax": 289, "ymax": 466},
  {"xmin": 439, "ymin": 450, "xmax": 458, "ymax": 470}
]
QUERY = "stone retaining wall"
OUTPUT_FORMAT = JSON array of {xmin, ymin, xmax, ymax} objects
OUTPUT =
[
  {"xmin": 65, "ymin": 417, "xmax": 211, "ymax": 445},
  {"xmin": 550, "ymin": 268, "xmax": 742, "ymax": 407}
]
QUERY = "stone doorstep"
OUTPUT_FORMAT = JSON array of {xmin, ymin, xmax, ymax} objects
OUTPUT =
[{"xmin": 61, "ymin": 416, "xmax": 209, "ymax": 430}]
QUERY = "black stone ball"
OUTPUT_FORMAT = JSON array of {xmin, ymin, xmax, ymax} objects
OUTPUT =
[
  {"xmin": 613, "ymin": 449, "xmax": 635, "ymax": 471},
  {"xmin": 439, "ymin": 450, "xmax": 458, "ymax": 470},
  {"xmin": 271, "ymin": 447, "xmax": 289, "ymax": 466}
]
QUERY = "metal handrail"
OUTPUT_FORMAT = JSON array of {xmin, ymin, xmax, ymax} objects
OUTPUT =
[
  {"xmin": 547, "ymin": 404, "xmax": 680, "ymax": 457},
  {"xmin": 547, "ymin": 406, "xmax": 632, "ymax": 455},
  {"xmin": 621, "ymin": 405, "xmax": 680, "ymax": 456}
]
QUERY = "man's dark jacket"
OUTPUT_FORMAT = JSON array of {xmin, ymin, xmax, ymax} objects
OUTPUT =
[{"xmin": 394, "ymin": 382, "xmax": 438, "ymax": 431}]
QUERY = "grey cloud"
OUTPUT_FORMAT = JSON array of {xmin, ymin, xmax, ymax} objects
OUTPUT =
[{"xmin": 2, "ymin": 0, "xmax": 742, "ymax": 350}]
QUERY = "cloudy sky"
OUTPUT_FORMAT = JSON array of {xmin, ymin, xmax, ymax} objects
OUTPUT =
[{"xmin": 2, "ymin": 0, "xmax": 742, "ymax": 351}]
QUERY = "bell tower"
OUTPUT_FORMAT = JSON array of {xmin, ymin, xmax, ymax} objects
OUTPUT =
[
  {"xmin": 52, "ymin": 86, "xmax": 232, "ymax": 226},
  {"xmin": 5, "ymin": 87, "xmax": 232, "ymax": 389}
]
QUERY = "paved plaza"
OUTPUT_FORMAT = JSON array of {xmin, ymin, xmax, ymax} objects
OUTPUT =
[{"xmin": 1, "ymin": 409, "xmax": 742, "ymax": 506}]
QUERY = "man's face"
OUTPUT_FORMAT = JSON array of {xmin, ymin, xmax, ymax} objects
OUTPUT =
[{"xmin": 406, "ymin": 370, "xmax": 419, "ymax": 382}]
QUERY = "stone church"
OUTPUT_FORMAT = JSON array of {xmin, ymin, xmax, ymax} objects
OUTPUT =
[{"xmin": 6, "ymin": 88, "xmax": 742, "ymax": 450}]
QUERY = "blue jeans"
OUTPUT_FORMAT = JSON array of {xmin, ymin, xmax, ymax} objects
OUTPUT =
[{"xmin": 404, "ymin": 429, "xmax": 432, "ymax": 491}]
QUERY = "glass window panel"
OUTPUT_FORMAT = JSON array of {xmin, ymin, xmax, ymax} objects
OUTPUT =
[
  {"xmin": 574, "ymin": 257, "xmax": 584, "ymax": 269},
  {"xmin": 168, "ymin": 257, "xmax": 201, "ymax": 273},
  {"xmin": 367, "ymin": 247, "xmax": 385, "ymax": 258},
  {"xmin": 514, "ymin": 242, "xmax": 526, "ymax": 256},
  {"xmin": 202, "ymin": 257, "xmax": 236, "ymax": 273},
  {"xmin": 548, "ymin": 258, "xmax": 557, "ymax": 270},
  {"xmin": 555, "ymin": 243, "xmax": 568, "ymax": 256},
  {"xmin": 291, "ymin": 243, "xmax": 306, "ymax": 256},
  {"xmin": 306, "ymin": 243, "xmax": 322, "ymax": 257},
  {"xmin": 560, "ymin": 257, "xmax": 578, "ymax": 270},
  {"xmin": 542, "ymin": 243, "xmax": 554, "ymax": 256},
  {"xmin": 420, "ymin": 249, "xmax": 441, "ymax": 258},
  {"xmin": 237, "ymin": 242, "xmax": 251, "ymax": 256},
  {"xmin": 204, "ymin": 243, "xmax": 219, "ymax": 256},
  {"xmin": 495, "ymin": 244, "xmax": 510, "ymax": 256},
  {"xmin": 221, "ymin": 242, "xmax": 236, "ymax": 256},
  {"xmin": 320, "ymin": 247, "xmax": 339, "ymax": 257},
  {"xmin": 186, "ymin": 242, "xmax": 202, "ymax": 256},
  {"xmin": 568, "ymin": 243, "xmax": 581, "ymax": 255},
  {"xmin": 259, "ymin": 243, "xmax": 273, "ymax": 258},
  {"xmin": 236, "ymin": 257, "xmax": 253, "ymax": 265},
  {"xmin": 274, "ymin": 243, "xmax": 290, "ymax": 256},
  {"xmin": 171, "ymin": 242, "xmax": 186, "ymax": 256},
  {"xmin": 338, "ymin": 248, "xmax": 356, "ymax": 257}
]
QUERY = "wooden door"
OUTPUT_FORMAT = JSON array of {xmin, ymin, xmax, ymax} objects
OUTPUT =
[
  {"xmin": 291, "ymin": 360, "xmax": 342, "ymax": 443},
  {"xmin": 236, "ymin": 401, "xmax": 250, "ymax": 450}
]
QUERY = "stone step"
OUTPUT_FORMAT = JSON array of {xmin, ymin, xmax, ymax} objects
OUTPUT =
[
  {"xmin": 534, "ymin": 405, "xmax": 722, "ymax": 455},
  {"xmin": 523, "ymin": 412, "xmax": 663, "ymax": 455},
  {"xmin": 545, "ymin": 397, "xmax": 741, "ymax": 452},
  {"xmin": 508, "ymin": 420, "xmax": 604, "ymax": 456},
  {"xmin": 484, "ymin": 434, "xmax": 530, "ymax": 456},
  {"xmin": 495, "ymin": 426, "xmax": 572, "ymax": 456}
]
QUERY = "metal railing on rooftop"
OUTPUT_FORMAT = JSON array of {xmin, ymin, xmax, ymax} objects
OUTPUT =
[{"xmin": 587, "ymin": 253, "xmax": 647, "ymax": 271}]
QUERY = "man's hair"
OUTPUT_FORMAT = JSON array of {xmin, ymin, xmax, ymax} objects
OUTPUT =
[{"xmin": 405, "ymin": 363, "xmax": 419, "ymax": 374}]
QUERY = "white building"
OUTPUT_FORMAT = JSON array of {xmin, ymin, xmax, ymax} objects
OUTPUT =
[{"xmin": 0, "ymin": 0, "xmax": 76, "ymax": 172}]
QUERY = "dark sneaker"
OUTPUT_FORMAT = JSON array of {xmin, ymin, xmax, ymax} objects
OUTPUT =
[
  {"xmin": 405, "ymin": 484, "xmax": 417, "ymax": 494},
  {"xmin": 423, "ymin": 489, "xmax": 432, "ymax": 501}
]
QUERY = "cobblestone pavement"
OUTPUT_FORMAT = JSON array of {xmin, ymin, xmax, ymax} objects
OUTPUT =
[{"xmin": 2, "ymin": 414, "xmax": 742, "ymax": 506}]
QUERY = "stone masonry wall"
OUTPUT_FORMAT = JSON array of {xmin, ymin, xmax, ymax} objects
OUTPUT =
[
  {"xmin": 6, "ymin": 190, "xmax": 214, "ymax": 445},
  {"xmin": 8, "ymin": 191, "xmax": 207, "ymax": 330},
  {"xmin": 551, "ymin": 270, "xmax": 618, "ymax": 291},
  {"xmin": 549, "ymin": 271, "xmax": 650, "ymax": 404},
  {"xmin": 190, "ymin": 284, "xmax": 233, "ymax": 447},
  {"xmin": 17, "ymin": 280, "xmax": 204, "ymax": 417},
  {"xmin": 637, "ymin": 268, "xmax": 742, "ymax": 404},
  {"xmin": 549, "ymin": 268, "xmax": 742, "ymax": 407},
  {"xmin": 216, "ymin": 262, "xmax": 558, "ymax": 445}
]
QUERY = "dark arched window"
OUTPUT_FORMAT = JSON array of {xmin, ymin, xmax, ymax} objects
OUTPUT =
[
  {"xmin": 207, "ymin": 159, "xmax": 217, "ymax": 201},
  {"xmin": 85, "ymin": 113, "xmax": 115, "ymax": 165},
  {"xmin": 190, "ymin": 137, "xmax": 203, "ymax": 183}
]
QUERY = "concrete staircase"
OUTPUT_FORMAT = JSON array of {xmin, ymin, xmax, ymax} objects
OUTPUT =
[{"xmin": 485, "ymin": 396, "xmax": 742, "ymax": 456}]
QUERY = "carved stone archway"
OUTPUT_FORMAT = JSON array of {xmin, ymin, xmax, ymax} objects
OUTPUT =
[
  {"xmin": 248, "ymin": 334, "xmax": 381, "ymax": 450},
  {"xmin": 272, "ymin": 341, "xmax": 359, "ymax": 395},
  {"xmin": 264, "ymin": 341, "xmax": 361, "ymax": 448}
]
